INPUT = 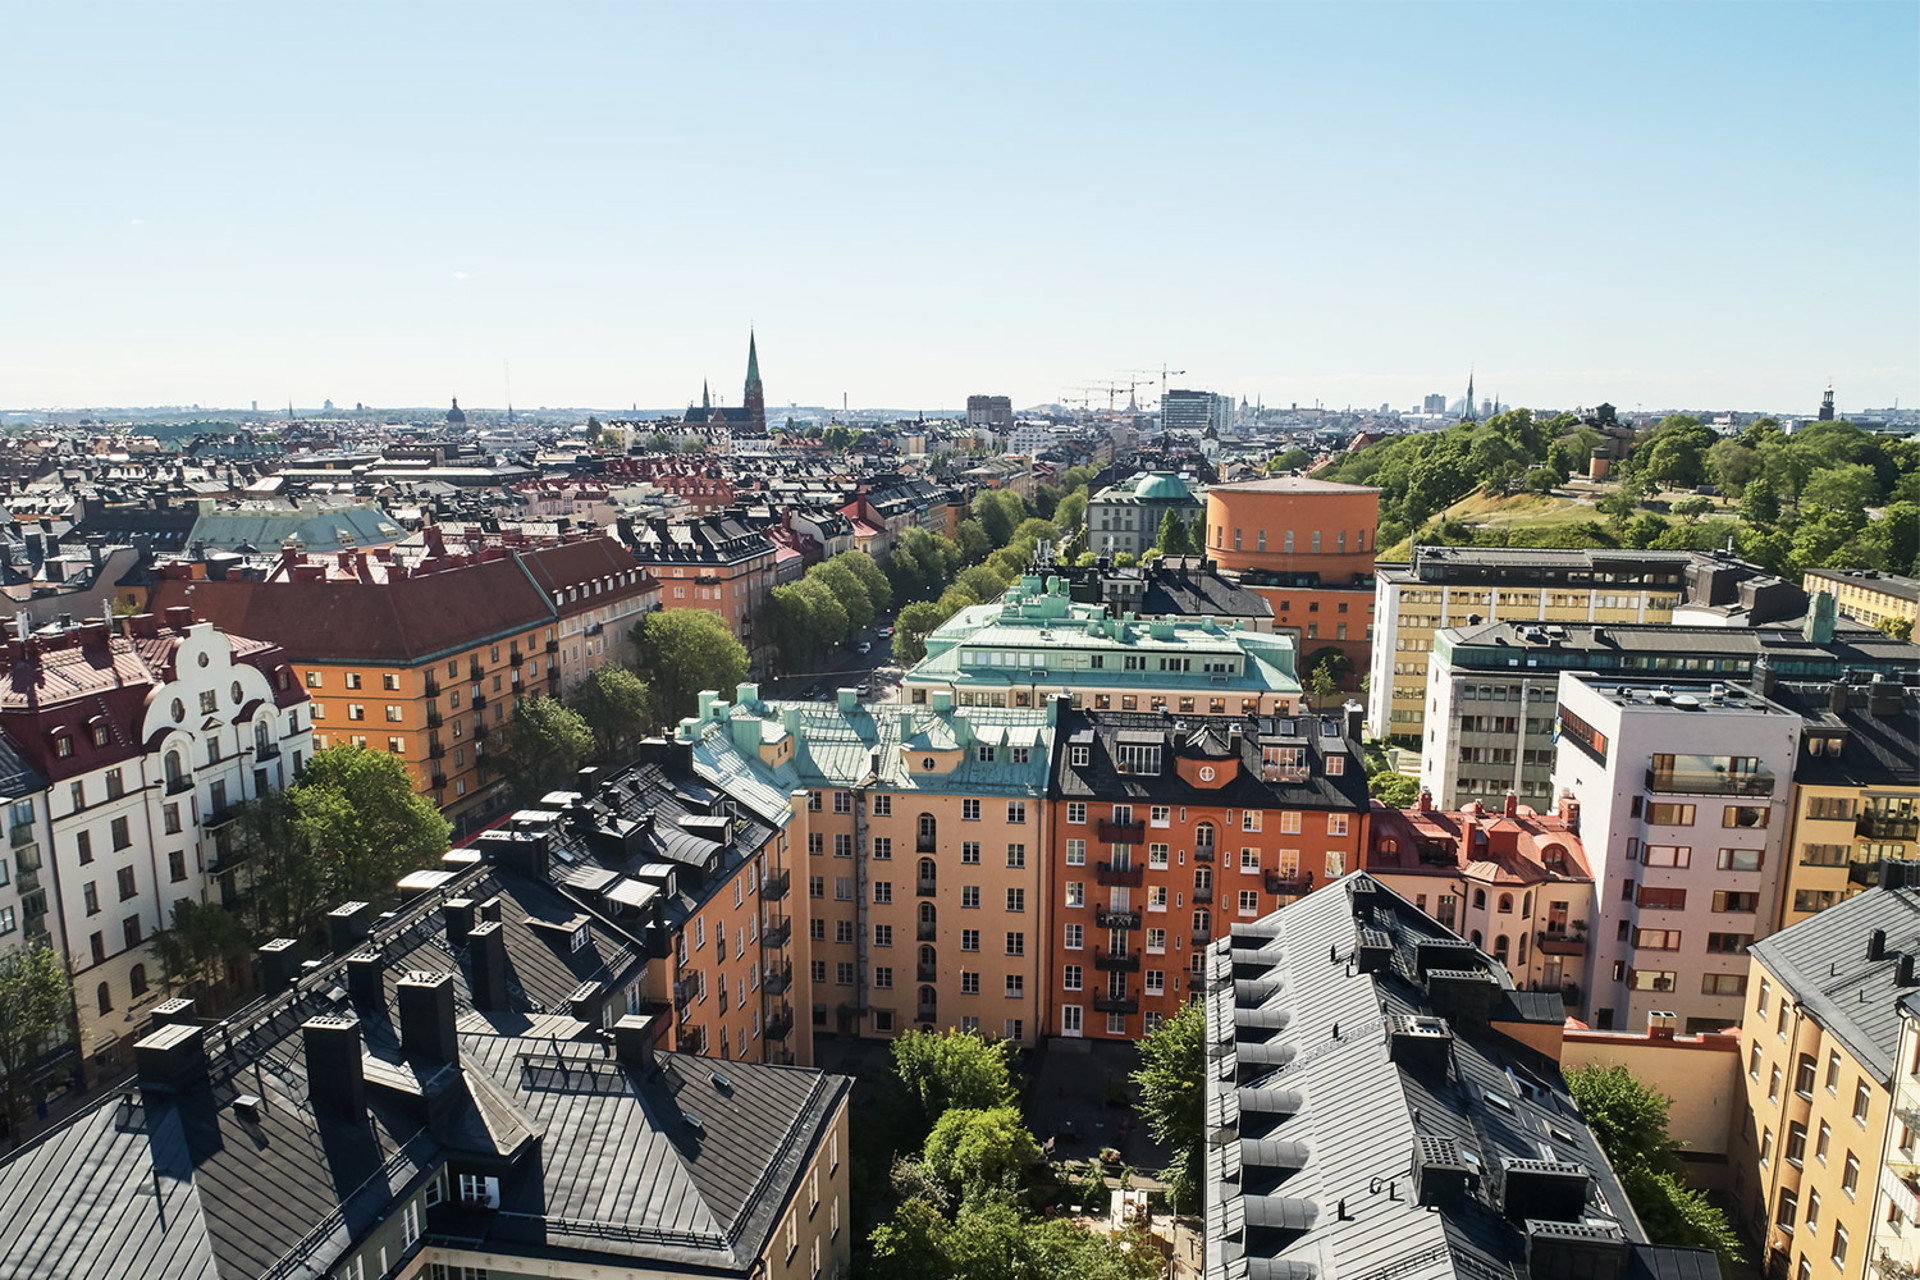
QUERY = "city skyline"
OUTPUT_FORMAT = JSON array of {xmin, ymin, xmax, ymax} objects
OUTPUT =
[{"xmin": 1, "ymin": 3, "xmax": 1914, "ymax": 412}]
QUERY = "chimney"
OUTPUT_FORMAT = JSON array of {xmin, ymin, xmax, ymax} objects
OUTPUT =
[
  {"xmin": 1869, "ymin": 928, "xmax": 1888, "ymax": 962},
  {"xmin": 612, "ymin": 1013, "xmax": 660, "ymax": 1070},
  {"xmin": 468, "ymin": 920, "xmax": 511, "ymax": 1010},
  {"xmin": 444, "ymin": 897, "xmax": 476, "ymax": 946},
  {"xmin": 1344, "ymin": 699, "xmax": 1365, "ymax": 744},
  {"xmin": 1646, "ymin": 1010, "xmax": 1677, "ymax": 1041},
  {"xmin": 302, "ymin": 1015, "xmax": 366, "ymax": 1113},
  {"xmin": 479, "ymin": 896, "xmax": 503, "ymax": 924},
  {"xmin": 397, "ymin": 971, "xmax": 460, "ymax": 1064},
  {"xmin": 1900, "ymin": 953, "xmax": 1920, "ymax": 987},
  {"xmin": 1504, "ymin": 790, "xmax": 1520, "ymax": 818},
  {"xmin": 1870, "ymin": 673, "xmax": 1903, "ymax": 717},
  {"xmin": 1417, "ymin": 788, "xmax": 1433, "ymax": 813},
  {"xmin": 327, "ymin": 901, "xmax": 372, "ymax": 955},
  {"xmin": 149, "ymin": 996, "xmax": 198, "ymax": 1028},
  {"xmin": 258, "ymin": 937, "xmax": 299, "ymax": 994},
  {"xmin": 346, "ymin": 950, "xmax": 384, "ymax": 1014},
  {"xmin": 134, "ymin": 1022, "xmax": 208, "ymax": 1093},
  {"xmin": 567, "ymin": 979, "xmax": 607, "ymax": 1026}
]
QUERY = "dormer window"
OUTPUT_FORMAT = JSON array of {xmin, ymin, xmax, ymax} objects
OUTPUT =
[
  {"xmin": 91, "ymin": 724, "xmax": 109, "ymax": 747},
  {"xmin": 54, "ymin": 735, "xmax": 72, "ymax": 759},
  {"xmin": 570, "ymin": 923, "xmax": 592, "ymax": 952}
]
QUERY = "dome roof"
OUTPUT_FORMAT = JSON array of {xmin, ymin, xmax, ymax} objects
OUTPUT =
[{"xmin": 1132, "ymin": 471, "xmax": 1191, "ymax": 500}]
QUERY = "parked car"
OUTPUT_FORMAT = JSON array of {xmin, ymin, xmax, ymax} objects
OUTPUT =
[
  {"xmin": 877, "ymin": 626, "xmax": 894, "ymax": 638},
  {"xmin": 857, "ymin": 641, "xmax": 872, "ymax": 654}
]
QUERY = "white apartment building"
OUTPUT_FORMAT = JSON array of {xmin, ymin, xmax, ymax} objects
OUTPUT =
[{"xmin": 1552, "ymin": 673, "xmax": 1799, "ymax": 1034}]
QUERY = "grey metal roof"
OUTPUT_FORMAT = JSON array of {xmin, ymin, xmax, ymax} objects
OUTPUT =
[{"xmin": 1748, "ymin": 884, "xmax": 1920, "ymax": 1081}]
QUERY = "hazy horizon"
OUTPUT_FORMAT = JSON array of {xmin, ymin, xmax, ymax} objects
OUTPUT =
[{"xmin": 3, "ymin": 3, "xmax": 1914, "ymax": 414}]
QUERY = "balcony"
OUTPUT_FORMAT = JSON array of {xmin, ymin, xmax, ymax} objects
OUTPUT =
[
  {"xmin": 1193, "ymin": 846, "xmax": 1215, "ymax": 863},
  {"xmin": 1264, "ymin": 871, "xmax": 1313, "ymax": 897},
  {"xmin": 917, "ymin": 920, "xmax": 938, "ymax": 942},
  {"xmin": 1538, "ymin": 929, "xmax": 1587, "ymax": 956},
  {"xmin": 673, "ymin": 976, "xmax": 698, "ymax": 1010},
  {"xmin": 915, "ymin": 1003, "xmax": 938, "ymax": 1023},
  {"xmin": 430, "ymin": 771, "xmax": 447, "ymax": 791},
  {"xmin": 164, "ymin": 775, "xmax": 194, "ymax": 796},
  {"xmin": 917, "ymin": 877, "xmax": 938, "ymax": 898},
  {"xmin": 763, "ymin": 964, "xmax": 792, "ymax": 997},
  {"xmin": 1559, "ymin": 982, "xmax": 1582, "ymax": 1006},
  {"xmin": 916, "ymin": 962, "xmax": 939, "ymax": 983},
  {"xmin": 428, "ymin": 738, "xmax": 445, "ymax": 759},
  {"xmin": 762, "ymin": 870, "xmax": 790, "ymax": 902},
  {"xmin": 1095, "ymin": 907, "xmax": 1142, "ymax": 931},
  {"xmin": 546, "ymin": 637, "xmax": 560, "ymax": 653},
  {"xmin": 762, "ymin": 919, "xmax": 792, "ymax": 949},
  {"xmin": 469, "ymin": 659, "xmax": 485, "ymax": 681},
  {"xmin": 1094, "ymin": 995, "xmax": 1139, "ymax": 1015},
  {"xmin": 509, "ymin": 647, "xmax": 524, "ymax": 667},
  {"xmin": 426, "ymin": 708, "xmax": 443, "ymax": 729},
  {"xmin": 1094, "ymin": 946, "xmax": 1139, "ymax": 972},
  {"xmin": 1191, "ymin": 928, "xmax": 1212, "ymax": 946},
  {"xmin": 424, "ymin": 673, "xmax": 441, "ymax": 697},
  {"xmin": 1860, "ymin": 813, "xmax": 1920, "ymax": 841},
  {"xmin": 1193, "ymin": 884, "xmax": 1214, "ymax": 904},
  {"xmin": 254, "ymin": 741, "xmax": 280, "ymax": 761},
  {"xmin": 916, "ymin": 834, "xmax": 937, "ymax": 854},
  {"xmin": 1096, "ymin": 861, "xmax": 1144, "ymax": 888},
  {"xmin": 765, "ymin": 1009, "xmax": 794, "ymax": 1041},
  {"xmin": 1098, "ymin": 820, "xmax": 1146, "ymax": 844},
  {"xmin": 1643, "ymin": 767, "xmax": 1775, "ymax": 797},
  {"xmin": 472, "ymin": 691, "xmax": 488, "ymax": 710}
]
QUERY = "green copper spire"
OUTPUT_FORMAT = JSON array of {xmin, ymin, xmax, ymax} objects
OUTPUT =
[
  {"xmin": 702, "ymin": 380, "xmax": 711, "ymax": 411},
  {"xmin": 745, "ymin": 329, "xmax": 762, "ymax": 390}
]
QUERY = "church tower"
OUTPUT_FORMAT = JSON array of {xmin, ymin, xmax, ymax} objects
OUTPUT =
[{"xmin": 743, "ymin": 330, "xmax": 766, "ymax": 431}]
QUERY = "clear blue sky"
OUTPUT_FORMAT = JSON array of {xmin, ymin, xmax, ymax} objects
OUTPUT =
[{"xmin": 2, "ymin": 2, "xmax": 1914, "ymax": 416}]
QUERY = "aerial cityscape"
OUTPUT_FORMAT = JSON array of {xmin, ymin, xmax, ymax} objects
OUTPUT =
[{"xmin": 0, "ymin": 5, "xmax": 1915, "ymax": 1280}]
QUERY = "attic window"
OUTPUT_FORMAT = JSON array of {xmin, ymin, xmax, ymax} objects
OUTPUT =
[
  {"xmin": 570, "ymin": 923, "xmax": 592, "ymax": 953},
  {"xmin": 54, "ymin": 735, "xmax": 72, "ymax": 759},
  {"xmin": 92, "ymin": 725, "xmax": 109, "ymax": 747}
]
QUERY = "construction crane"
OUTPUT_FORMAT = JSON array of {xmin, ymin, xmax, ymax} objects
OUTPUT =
[
  {"xmin": 1072, "ymin": 383, "xmax": 1131, "ymax": 415},
  {"xmin": 1123, "ymin": 367, "xmax": 1186, "ymax": 411}
]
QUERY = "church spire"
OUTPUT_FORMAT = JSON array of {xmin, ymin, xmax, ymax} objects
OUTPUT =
[
  {"xmin": 1462, "ymin": 369, "xmax": 1477, "ymax": 423},
  {"xmin": 742, "ymin": 329, "xmax": 766, "ymax": 431},
  {"xmin": 702, "ymin": 380, "xmax": 711, "ymax": 412},
  {"xmin": 745, "ymin": 329, "xmax": 762, "ymax": 391}
]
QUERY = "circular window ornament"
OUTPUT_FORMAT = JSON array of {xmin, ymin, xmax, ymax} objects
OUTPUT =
[
  {"xmin": 171, "ymin": 698, "xmax": 185, "ymax": 723},
  {"xmin": 231, "ymin": 681, "xmax": 244, "ymax": 704},
  {"xmin": 196, "ymin": 652, "xmax": 210, "ymax": 668},
  {"xmin": 922, "ymin": 757, "xmax": 935, "ymax": 771},
  {"xmin": 1199, "ymin": 765, "xmax": 1216, "ymax": 782}
]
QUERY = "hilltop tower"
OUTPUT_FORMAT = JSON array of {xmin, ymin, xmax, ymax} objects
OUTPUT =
[
  {"xmin": 743, "ymin": 330, "xmax": 766, "ymax": 430},
  {"xmin": 1819, "ymin": 383, "xmax": 1835, "ymax": 422}
]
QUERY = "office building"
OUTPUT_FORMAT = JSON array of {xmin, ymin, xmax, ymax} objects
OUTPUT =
[
  {"xmin": 1733, "ymin": 871, "xmax": 1919, "ymax": 1280},
  {"xmin": 1086, "ymin": 471, "xmax": 1205, "ymax": 559},
  {"xmin": 903, "ymin": 574, "xmax": 1302, "ymax": 716},
  {"xmin": 1203, "ymin": 873, "xmax": 1718, "ymax": 1280},
  {"xmin": 1552, "ymin": 674, "xmax": 1799, "ymax": 1032},
  {"xmin": 1162, "ymin": 389, "xmax": 1233, "ymax": 435},
  {"xmin": 1804, "ymin": 567, "xmax": 1920, "ymax": 635},
  {"xmin": 1047, "ymin": 705, "xmax": 1368, "ymax": 1041}
]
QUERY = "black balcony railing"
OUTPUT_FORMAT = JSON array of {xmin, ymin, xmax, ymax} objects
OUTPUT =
[
  {"xmin": 472, "ymin": 691, "xmax": 488, "ymax": 710},
  {"xmin": 428, "ymin": 739, "xmax": 445, "ymax": 759},
  {"xmin": 1094, "ymin": 946, "xmax": 1139, "ymax": 972},
  {"xmin": 916, "ymin": 963, "xmax": 938, "ymax": 983},
  {"xmin": 763, "ymin": 919, "xmax": 791, "ymax": 949},
  {"xmin": 164, "ymin": 775, "xmax": 193, "ymax": 796},
  {"xmin": 915, "ymin": 1005, "xmax": 938, "ymax": 1023},
  {"xmin": 426, "ymin": 709, "xmax": 443, "ymax": 728},
  {"xmin": 1191, "ymin": 928, "xmax": 1212, "ymax": 946},
  {"xmin": 1559, "ymin": 982, "xmax": 1581, "ymax": 1005},
  {"xmin": 1193, "ymin": 846, "xmax": 1215, "ymax": 863},
  {"xmin": 765, "ymin": 1010, "xmax": 793, "ymax": 1040},
  {"xmin": 430, "ymin": 772, "xmax": 447, "ymax": 791},
  {"xmin": 1644, "ymin": 767, "xmax": 1774, "ymax": 797},
  {"xmin": 424, "ymin": 673, "xmax": 442, "ymax": 697},
  {"xmin": 763, "ymin": 870, "xmax": 790, "ymax": 901},
  {"xmin": 1193, "ymin": 885, "xmax": 1214, "ymax": 904},
  {"xmin": 1096, "ymin": 862, "xmax": 1144, "ymax": 888},
  {"xmin": 763, "ymin": 965, "xmax": 792, "ymax": 997},
  {"xmin": 1095, "ymin": 907, "xmax": 1142, "ymax": 931},
  {"xmin": 545, "ymin": 637, "xmax": 559, "ymax": 653},
  {"xmin": 917, "ymin": 920, "xmax": 938, "ymax": 941},
  {"xmin": 1264, "ymin": 871, "xmax": 1313, "ymax": 897},
  {"xmin": 254, "ymin": 741, "xmax": 280, "ymax": 761},
  {"xmin": 916, "ymin": 835, "xmax": 937, "ymax": 854},
  {"xmin": 1859, "ymin": 813, "xmax": 1920, "ymax": 841},
  {"xmin": 509, "ymin": 648, "xmax": 524, "ymax": 667},
  {"xmin": 1097, "ymin": 820, "xmax": 1146, "ymax": 844},
  {"xmin": 469, "ymin": 659, "xmax": 485, "ymax": 680},
  {"xmin": 1094, "ymin": 995, "xmax": 1139, "ymax": 1015}
]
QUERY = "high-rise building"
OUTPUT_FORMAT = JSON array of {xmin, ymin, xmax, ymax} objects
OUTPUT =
[
  {"xmin": 1422, "ymin": 392, "xmax": 1448, "ymax": 414},
  {"xmin": 966, "ymin": 394, "xmax": 1013, "ymax": 429},
  {"xmin": 1161, "ymin": 389, "xmax": 1232, "ymax": 434}
]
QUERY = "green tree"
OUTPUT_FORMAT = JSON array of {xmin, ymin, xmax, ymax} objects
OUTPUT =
[
  {"xmin": 892, "ymin": 1029, "xmax": 1018, "ymax": 1127},
  {"xmin": 1705, "ymin": 439, "xmax": 1761, "ymax": 496},
  {"xmin": 1670, "ymin": 495, "xmax": 1714, "ymax": 523},
  {"xmin": 1154, "ymin": 510, "xmax": 1191, "ymax": 556},
  {"xmin": 1597, "ymin": 474, "xmax": 1647, "ymax": 526},
  {"xmin": 232, "ymin": 790, "xmax": 329, "ymax": 942},
  {"xmin": 631, "ymin": 609, "xmax": 750, "ymax": 722},
  {"xmin": 760, "ymin": 583, "xmax": 819, "ymax": 672},
  {"xmin": 0, "ymin": 944, "xmax": 73, "ymax": 1141},
  {"xmin": 1568, "ymin": 1065, "xmax": 1744, "ymax": 1271},
  {"xmin": 869, "ymin": 1197, "xmax": 1160, "ymax": 1280},
  {"xmin": 1370, "ymin": 770, "xmax": 1420, "ymax": 807},
  {"xmin": 152, "ymin": 897, "xmax": 253, "ymax": 1001},
  {"xmin": 1879, "ymin": 616, "xmax": 1915, "ymax": 641},
  {"xmin": 972, "ymin": 490, "xmax": 1027, "ymax": 548},
  {"xmin": 796, "ymin": 575, "xmax": 851, "ymax": 644},
  {"xmin": 1308, "ymin": 660, "xmax": 1339, "ymax": 703},
  {"xmin": 813, "ymin": 559, "xmax": 876, "ymax": 630},
  {"xmin": 290, "ymin": 745, "xmax": 451, "ymax": 910},
  {"xmin": 568, "ymin": 665, "xmax": 654, "ymax": 755},
  {"xmin": 1012, "ymin": 517, "xmax": 1058, "ymax": 548},
  {"xmin": 893, "ymin": 600, "xmax": 948, "ymax": 665},
  {"xmin": 1113, "ymin": 551, "xmax": 1137, "ymax": 568},
  {"xmin": 493, "ymin": 695, "xmax": 594, "ymax": 800},
  {"xmin": 830, "ymin": 550, "xmax": 893, "ymax": 615},
  {"xmin": 953, "ymin": 519, "xmax": 991, "ymax": 565},
  {"xmin": 1133, "ymin": 998, "xmax": 1206, "ymax": 1211},
  {"xmin": 1740, "ymin": 473, "xmax": 1781, "ymax": 526},
  {"xmin": 1802, "ymin": 462, "xmax": 1876, "ymax": 524},
  {"xmin": 1054, "ymin": 490, "xmax": 1088, "ymax": 539},
  {"xmin": 957, "ymin": 564, "xmax": 1010, "ymax": 603},
  {"xmin": 921, "ymin": 1106, "xmax": 1042, "ymax": 1204}
]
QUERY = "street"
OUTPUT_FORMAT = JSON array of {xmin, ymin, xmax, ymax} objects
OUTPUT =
[{"xmin": 761, "ymin": 619, "xmax": 903, "ymax": 705}]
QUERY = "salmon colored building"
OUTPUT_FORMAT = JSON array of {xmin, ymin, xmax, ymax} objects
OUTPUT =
[
  {"xmin": 1202, "ymin": 475, "xmax": 1380, "ymax": 689},
  {"xmin": 1045, "ymin": 705, "xmax": 1370, "ymax": 1041}
]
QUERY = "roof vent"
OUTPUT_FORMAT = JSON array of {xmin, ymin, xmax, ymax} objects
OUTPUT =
[
  {"xmin": 709, "ymin": 1069, "xmax": 733, "ymax": 1092},
  {"xmin": 1525, "ymin": 1219, "xmax": 1626, "ymax": 1280},
  {"xmin": 1412, "ymin": 1135, "xmax": 1476, "ymax": 1206},
  {"xmin": 231, "ymin": 1094, "xmax": 264, "ymax": 1122},
  {"xmin": 1354, "ymin": 926, "xmax": 1394, "ymax": 975},
  {"xmin": 1499, "ymin": 1157, "xmax": 1591, "ymax": 1224},
  {"xmin": 682, "ymin": 1110, "xmax": 705, "ymax": 1132},
  {"xmin": 1387, "ymin": 1014, "xmax": 1455, "ymax": 1073}
]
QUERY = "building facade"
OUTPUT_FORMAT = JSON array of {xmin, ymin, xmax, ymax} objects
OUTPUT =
[
  {"xmin": 1804, "ymin": 567, "xmax": 1919, "ymax": 635},
  {"xmin": 623, "ymin": 510, "xmax": 780, "ymax": 658},
  {"xmin": 1085, "ymin": 471, "xmax": 1205, "ymax": 559}
]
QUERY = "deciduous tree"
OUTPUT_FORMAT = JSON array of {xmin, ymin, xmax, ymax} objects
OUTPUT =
[
  {"xmin": 0, "ymin": 944, "xmax": 73, "ymax": 1140},
  {"xmin": 494, "ymin": 695, "xmax": 595, "ymax": 800},
  {"xmin": 631, "ymin": 609, "xmax": 749, "ymax": 722},
  {"xmin": 289, "ymin": 744, "xmax": 452, "ymax": 908},
  {"xmin": 1133, "ymin": 998, "xmax": 1205, "ymax": 1211},
  {"xmin": 569, "ymin": 665, "xmax": 655, "ymax": 755}
]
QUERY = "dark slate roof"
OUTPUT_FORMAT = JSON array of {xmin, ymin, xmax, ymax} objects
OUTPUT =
[
  {"xmin": 1051, "ymin": 707, "xmax": 1369, "ymax": 814},
  {"xmin": 1767, "ymin": 680, "xmax": 1919, "ymax": 790},
  {"xmin": 1748, "ymin": 883, "xmax": 1920, "ymax": 1081},
  {"xmin": 0, "ymin": 730, "xmax": 46, "ymax": 799},
  {"xmin": 1203, "ymin": 873, "xmax": 1718, "ymax": 1280},
  {"xmin": 1140, "ymin": 568, "xmax": 1275, "ymax": 622}
]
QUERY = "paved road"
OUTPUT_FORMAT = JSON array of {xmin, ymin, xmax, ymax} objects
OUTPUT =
[{"xmin": 762, "ymin": 620, "xmax": 902, "ymax": 704}]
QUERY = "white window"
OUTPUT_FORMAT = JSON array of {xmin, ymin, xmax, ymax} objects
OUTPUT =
[
  {"xmin": 1064, "ymin": 923, "xmax": 1083, "ymax": 950},
  {"xmin": 1067, "ymin": 802, "xmax": 1087, "ymax": 824},
  {"xmin": 1065, "ymin": 839, "xmax": 1086, "ymax": 865},
  {"xmin": 1145, "ymin": 969, "xmax": 1164, "ymax": 995},
  {"xmin": 1239, "ymin": 889, "xmax": 1259, "ymax": 915},
  {"xmin": 1243, "ymin": 811, "xmax": 1262, "ymax": 832},
  {"xmin": 1066, "ymin": 881, "xmax": 1084, "ymax": 908},
  {"xmin": 1327, "ymin": 813, "xmax": 1350, "ymax": 836},
  {"xmin": 1150, "ymin": 806, "xmax": 1171, "ymax": 827},
  {"xmin": 402, "ymin": 1201, "xmax": 420, "ymax": 1246}
]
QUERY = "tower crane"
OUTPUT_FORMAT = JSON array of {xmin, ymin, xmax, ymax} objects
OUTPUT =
[
  {"xmin": 1123, "ymin": 367, "xmax": 1186, "ymax": 411},
  {"xmin": 1072, "ymin": 383, "xmax": 1130, "ymax": 415}
]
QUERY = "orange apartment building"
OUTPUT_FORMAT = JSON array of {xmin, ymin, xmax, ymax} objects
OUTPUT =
[
  {"xmin": 1203, "ymin": 474, "xmax": 1381, "ymax": 686},
  {"xmin": 1045, "ymin": 704, "xmax": 1371, "ymax": 1041},
  {"xmin": 147, "ymin": 535, "xmax": 657, "ymax": 828},
  {"xmin": 620, "ymin": 511, "xmax": 779, "ymax": 659}
]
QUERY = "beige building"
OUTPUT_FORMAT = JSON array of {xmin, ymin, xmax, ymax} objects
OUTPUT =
[
  {"xmin": 1561, "ymin": 1018, "xmax": 1745, "ymax": 1190},
  {"xmin": 1805, "ymin": 568, "xmax": 1919, "ymax": 635},
  {"xmin": 1733, "ymin": 877, "xmax": 1916, "ymax": 1280}
]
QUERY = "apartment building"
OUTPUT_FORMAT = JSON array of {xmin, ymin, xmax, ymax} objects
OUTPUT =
[
  {"xmin": 1553, "ymin": 674, "xmax": 1800, "ymax": 1032},
  {"xmin": 1200, "ymin": 473, "xmax": 1379, "ymax": 681},
  {"xmin": 1364, "ymin": 790, "xmax": 1595, "ymax": 1009},
  {"xmin": 905, "ymin": 574, "xmax": 1302, "ymax": 716},
  {"xmin": 1805, "ymin": 567, "xmax": 1920, "ymax": 634},
  {"xmin": 1766, "ymin": 677, "xmax": 1920, "ymax": 930},
  {"xmin": 1369, "ymin": 546, "xmax": 1800, "ymax": 743},
  {"xmin": 672, "ymin": 684, "xmax": 1055, "ymax": 1047},
  {"xmin": 1420, "ymin": 615, "xmax": 1918, "ymax": 811},
  {"xmin": 0, "ymin": 610, "xmax": 312, "ymax": 1075},
  {"xmin": 1046, "ymin": 706, "xmax": 1368, "ymax": 1042},
  {"xmin": 148, "ymin": 536, "xmax": 654, "ymax": 827},
  {"xmin": 0, "ymin": 855, "xmax": 852, "ymax": 1280},
  {"xmin": 1204, "ymin": 874, "xmax": 1718, "ymax": 1279},
  {"xmin": 1733, "ymin": 873, "xmax": 1919, "ymax": 1280},
  {"xmin": 0, "ymin": 742, "xmax": 49, "ymax": 954},
  {"xmin": 622, "ymin": 510, "xmax": 780, "ymax": 653}
]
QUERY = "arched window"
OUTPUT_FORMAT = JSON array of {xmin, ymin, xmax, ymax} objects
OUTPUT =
[
  {"xmin": 97, "ymin": 982, "xmax": 113, "ymax": 1016},
  {"xmin": 1470, "ymin": 930, "xmax": 1483, "ymax": 948},
  {"xmin": 1472, "ymin": 888, "xmax": 1487, "ymax": 910},
  {"xmin": 255, "ymin": 721, "xmax": 271, "ymax": 753},
  {"xmin": 1497, "ymin": 893, "xmax": 1514, "ymax": 915},
  {"xmin": 1517, "ymin": 933, "xmax": 1530, "ymax": 966},
  {"xmin": 164, "ymin": 750, "xmax": 184, "ymax": 787},
  {"xmin": 129, "ymin": 964, "xmax": 148, "ymax": 998},
  {"xmin": 917, "ymin": 985, "xmax": 937, "ymax": 1018},
  {"xmin": 1494, "ymin": 935, "xmax": 1510, "ymax": 962},
  {"xmin": 917, "ymin": 813, "xmax": 937, "ymax": 853},
  {"xmin": 1521, "ymin": 892, "xmax": 1532, "ymax": 917},
  {"xmin": 1195, "ymin": 822, "xmax": 1216, "ymax": 852},
  {"xmin": 918, "ymin": 858, "xmax": 937, "ymax": 892}
]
